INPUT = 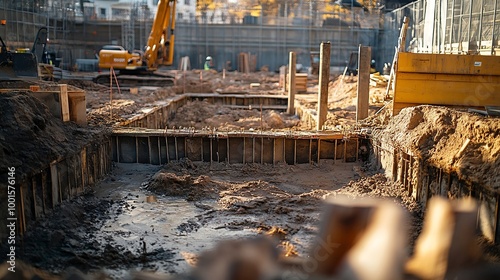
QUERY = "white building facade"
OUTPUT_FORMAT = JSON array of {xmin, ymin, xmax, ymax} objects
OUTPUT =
[{"xmin": 91, "ymin": 0, "xmax": 196, "ymax": 22}]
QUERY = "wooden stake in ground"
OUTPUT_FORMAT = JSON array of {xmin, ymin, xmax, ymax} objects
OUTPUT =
[
  {"xmin": 112, "ymin": 67, "xmax": 121, "ymax": 94},
  {"xmin": 287, "ymin": 52, "xmax": 296, "ymax": 115},
  {"xmin": 260, "ymin": 103, "xmax": 263, "ymax": 130},
  {"xmin": 356, "ymin": 45, "xmax": 371, "ymax": 122},
  {"xmin": 406, "ymin": 197, "xmax": 480, "ymax": 279},
  {"xmin": 109, "ymin": 67, "xmax": 113, "ymax": 121},
  {"xmin": 317, "ymin": 42, "xmax": 331, "ymax": 131},
  {"xmin": 59, "ymin": 84, "xmax": 69, "ymax": 122}
]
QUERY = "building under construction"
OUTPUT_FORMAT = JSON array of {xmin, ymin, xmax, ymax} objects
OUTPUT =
[{"xmin": 0, "ymin": 0, "xmax": 499, "ymax": 279}]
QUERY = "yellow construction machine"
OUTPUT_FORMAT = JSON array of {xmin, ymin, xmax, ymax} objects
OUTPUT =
[{"xmin": 95, "ymin": 0, "xmax": 177, "ymax": 87}]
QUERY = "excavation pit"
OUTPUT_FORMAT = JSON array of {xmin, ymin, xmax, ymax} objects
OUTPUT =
[{"xmin": 2, "ymin": 77, "xmax": 500, "ymax": 278}]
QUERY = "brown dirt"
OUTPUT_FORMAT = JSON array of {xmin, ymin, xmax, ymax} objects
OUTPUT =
[
  {"xmin": 0, "ymin": 91, "xmax": 104, "ymax": 183},
  {"xmin": 375, "ymin": 105, "xmax": 500, "ymax": 190},
  {"xmin": 329, "ymin": 173, "xmax": 424, "ymax": 249},
  {"xmin": 168, "ymin": 100, "xmax": 299, "ymax": 130},
  {"xmin": 146, "ymin": 160, "xmax": 428, "ymax": 253},
  {"xmin": 296, "ymin": 74, "xmax": 388, "ymax": 128}
]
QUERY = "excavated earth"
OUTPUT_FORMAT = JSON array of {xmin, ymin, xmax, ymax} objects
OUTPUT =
[
  {"xmin": 375, "ymin": 105, "xmax": 500, "ymax": 190},
  {"xmin": 0, "ymin": 70, "xmax": 499, "ymax": 279}
]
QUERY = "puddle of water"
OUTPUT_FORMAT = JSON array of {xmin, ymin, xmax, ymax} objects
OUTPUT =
[{"xmin": 87, "ymin": 163, "xmax": 260, "ymax": 277}]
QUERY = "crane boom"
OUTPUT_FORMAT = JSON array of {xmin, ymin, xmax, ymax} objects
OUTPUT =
[{"xmin": 144, "ymin": 0, "xmax": 176, "ymax": 70}]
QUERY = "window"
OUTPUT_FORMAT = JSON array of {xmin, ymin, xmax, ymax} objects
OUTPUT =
[
  {"xmin": 100, "ymin": 8, "xmax": 106, "ymax": 17},
  {"xmin": 184, "ymin": 0, "xmax": 190, "ymax": 5},
  {"xmin": 177, "ymin": 13, "xmax": 183, "ymax": 20},
  {"xmin": 153, "ymin": 0, "xmax": 159, "ymax": 5}
]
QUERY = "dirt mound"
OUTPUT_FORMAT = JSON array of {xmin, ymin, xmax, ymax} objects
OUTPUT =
[
  {"xmin": 375, "ymin": 105, "xmax": 500, "ymax": 190},
  {"xmin": 86, "ymin": 87, "xmax": 176, "ymax": 127},
  {"xmin": 0, "ymin": 91, "xmax": 103, "ymax": 182},
  {"xmin": 168, "ymin": 100, "xmax": 299, "ymax": 130},
  {"xmin": 148, "ymin": 171, "xmax": 217, "ymax": 201},
  {"xmin": 330, "ymin": 174, "xmax": 420, "ymax": 212}
]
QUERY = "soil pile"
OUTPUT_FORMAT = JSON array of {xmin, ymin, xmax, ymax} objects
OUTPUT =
[
  {"xmin": 85, "ymin": 85, "xmax": 176, "ymax": 127},
  {"xmin": 327, "ymin": 75, "xmax": 387, "ymax": 110},
  {"xmin": 0, "ymin": 91, "xmax": 103, "ymax": 182},
  {"xmin": 376, "ymin": 105, "xmax": 500, "ymax": 190},
  {"xmin": 168, "ymin": 100, "xmax": 300, "ymax": 130},
  {"xmin": 148, "ymin": 172, "xmax": 217, "ymax": 201}
]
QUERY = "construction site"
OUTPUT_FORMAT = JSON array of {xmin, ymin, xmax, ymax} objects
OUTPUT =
[{"xmin": 0, "ymin": 0, "xmax": 499, "ymax": 279}]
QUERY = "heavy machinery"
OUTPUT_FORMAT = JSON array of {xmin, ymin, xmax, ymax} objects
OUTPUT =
[
  {"xmin": 0, "ymin": 27, "xmax": 48, "ymax": 80},
  {"xmin": 95, "ymin": 0, "xmax": 177, "ymax": 87}
]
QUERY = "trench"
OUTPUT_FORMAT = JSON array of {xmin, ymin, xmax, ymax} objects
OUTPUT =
[
  {"xmin": 115, "ymin": 93, "xmax": 500, "ymax": 245},
  {"xmin": 9, "ymin": 92, "xmax": 500, "ymax": 243},
  {"xmin": 5, "ymin": 92, "xmax": 499, "ymax": 277}
]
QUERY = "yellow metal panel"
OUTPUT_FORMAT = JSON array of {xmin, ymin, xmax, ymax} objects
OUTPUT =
[
  {"xmin": 392, "ymin": 102, "xmax": 418, "ymax": 116},
  {"xmin": 394, "ymin": 72, "xmax": 500, "ymax": 106},
  {"xmin": 397, "ymin": 53, "xmax": 500, "ymax": 75}
]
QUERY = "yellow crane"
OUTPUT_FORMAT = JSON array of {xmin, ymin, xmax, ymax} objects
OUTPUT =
[{"xmin": 95, "ymin": 0, "xmax": 177, "ymax": 87}]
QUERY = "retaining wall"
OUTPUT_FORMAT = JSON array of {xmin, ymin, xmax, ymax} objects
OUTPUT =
[
  {"xmin": 372, "ymin": 135, "xmax": 500, "ymax": 243},
  {"xmin": 0, "ymin": 137, "xmax": 112, "ymax": 238}
]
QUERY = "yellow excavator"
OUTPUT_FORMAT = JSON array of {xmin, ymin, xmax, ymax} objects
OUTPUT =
[{"xmin": 95, "ymin": 0, "xmax": 177, "ymax": 87}]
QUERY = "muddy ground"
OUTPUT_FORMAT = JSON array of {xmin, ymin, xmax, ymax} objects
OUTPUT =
[{"xmin": 1, "ymin": 160, "xmax": 427, "ymax": 278}]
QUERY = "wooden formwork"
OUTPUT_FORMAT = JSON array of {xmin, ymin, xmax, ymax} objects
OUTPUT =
[
  {"xmin": 112, "ymin": 128, "xmax": 361, "ymax": 166},
  {"xmin": 1, "ymin": 84, "xmax": 87, "ymax": 126},
  {"xmin": 371, "ymin": 136, "xmax": 500, "ymax": 244},
  {"xmin": 0, "ymin": 137, "xmax": 112, "ymax": 238},
  {"xmin": 279, "ymin": 67, "xmax": 308, "ymax": 93}
]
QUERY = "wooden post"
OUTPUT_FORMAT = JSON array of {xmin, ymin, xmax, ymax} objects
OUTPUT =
[
  {"xmin": 406, "ymin": 197, "xmax": 480, "ymax": 279},
  {"xmin": 356, "ymin": 45, "xmax": 371, "ymax": 122},
  {"xmin": 287, "ymin": 52, "xmax": 296, "ymax": 115},
  {"xmin": 59, "ymin": 84, "xmax": 70, "ymax": 122},
  {"xmin": 311, "ymin": 197, "xmax": 374, "ymax": 275},
  {"xmin": 109, "ymin": 68, "xmax": 113, "ymax": 121},
  {"xmin": 339, "ymin": 201, "xmax": 407, "ymax": 280},
  {"xmin": 317, "ymin": 42, "xmax": 330, "ymax": 131},
  {"xmin": 112, "ymin": 68, "xmax": 121, "ymax": 94}
]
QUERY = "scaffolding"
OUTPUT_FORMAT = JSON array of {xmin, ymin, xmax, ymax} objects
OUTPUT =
[
  {"xmin": 382, "ymin": 0, "xmax": 500, "ymax": 65},
  {"xmin": 16, "ymin": 1, "xmax": 500, "ymax": 72}
]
